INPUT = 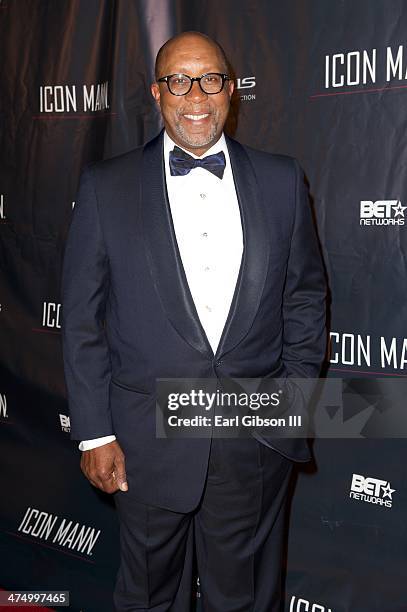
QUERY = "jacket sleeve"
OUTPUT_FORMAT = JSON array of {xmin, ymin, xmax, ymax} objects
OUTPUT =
[
  {"xmin": 61, "ymin": 165, "xmax": 113, "ymax": 441},
  {"xmin": 281, "ymin": 159, "xmax": 327, "ymax": 379}
]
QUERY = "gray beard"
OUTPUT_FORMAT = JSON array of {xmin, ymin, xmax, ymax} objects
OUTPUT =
[{"xmin": 173, "ymin": 119, "xmax": 219, "ymax": 151}]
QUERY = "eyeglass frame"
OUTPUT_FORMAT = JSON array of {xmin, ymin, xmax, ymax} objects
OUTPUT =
[{"xmin": 156, "ymin": 72, "xmax": 232, "ymax": 96}]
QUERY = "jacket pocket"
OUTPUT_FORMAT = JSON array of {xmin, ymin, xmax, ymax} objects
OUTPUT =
[{"xmin": 110, "ymin": 378, "xmax": 152, "ymax": 395}]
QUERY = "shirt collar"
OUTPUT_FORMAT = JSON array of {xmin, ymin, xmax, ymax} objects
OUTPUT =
[{"xmin": 163, "ymin": 130, "xmax": 228, "ymax": 163}]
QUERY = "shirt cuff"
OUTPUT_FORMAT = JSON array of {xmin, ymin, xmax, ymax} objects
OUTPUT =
[{"xmin": 78, "ymin": 435, "xmax": 116, "ymax": 451}]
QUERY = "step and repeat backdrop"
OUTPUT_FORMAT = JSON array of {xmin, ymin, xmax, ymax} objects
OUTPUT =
[{"xmin": 1, "ymin": 1, "xmax": 406, "ymax": 610}]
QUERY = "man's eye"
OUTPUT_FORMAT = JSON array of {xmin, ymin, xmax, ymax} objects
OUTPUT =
[
  {"xmin": 203, "ymin": 75, "xmax": 221, "ymax": 85},
  {"xmin": 174, "ymin": 77, "xmax": 187, "ymax": 85}
]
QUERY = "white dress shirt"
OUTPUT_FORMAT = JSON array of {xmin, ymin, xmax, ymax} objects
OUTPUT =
[{"xmin": 79, "ymin": 131, "xmax": 243, "ymax": 451}]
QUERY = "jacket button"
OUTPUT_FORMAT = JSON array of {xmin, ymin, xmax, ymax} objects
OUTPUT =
[{"xmin": 215, "ymin": 360, "xmax": 222, "ymax": 366}]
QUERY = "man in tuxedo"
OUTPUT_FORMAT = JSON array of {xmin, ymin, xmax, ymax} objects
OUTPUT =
[{"xmin": 62, "ymin": 31, "xmax": 326, "ymax": 611}]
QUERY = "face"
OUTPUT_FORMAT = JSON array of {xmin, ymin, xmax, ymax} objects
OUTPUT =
[{"xmin": 151, "ymin": 36, "xmax": 234, "ymax": 156}]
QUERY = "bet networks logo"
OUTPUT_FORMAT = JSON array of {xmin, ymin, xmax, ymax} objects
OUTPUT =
[
  {"xmin": 350, "ymin": 473, "xmax": 396, "ymax": 508},
  {"xmin": 360, "ymin": 200, "xmax": 406, "ymax": 226},
  {"xmin": 59, "ymin": 414, "xmax": 70, "ymax": 433}
]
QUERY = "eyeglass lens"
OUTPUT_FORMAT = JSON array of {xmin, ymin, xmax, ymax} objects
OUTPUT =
[{"xmin": 168, "ymin": 74, "xmax": 224, "ymax": 95}]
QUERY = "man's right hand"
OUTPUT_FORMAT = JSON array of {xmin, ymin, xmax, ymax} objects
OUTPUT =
[{"xmin": 80, "ymin": 440, "xmax": 128, "ymax": 494}]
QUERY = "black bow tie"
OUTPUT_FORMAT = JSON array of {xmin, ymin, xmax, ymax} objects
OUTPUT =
[{"xmin": 169, "ymin": 146, "xmax": 226, "ymax": 179}]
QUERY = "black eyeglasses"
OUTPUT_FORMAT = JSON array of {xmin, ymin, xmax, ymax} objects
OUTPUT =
[{"xmin": 157, "ymin": 72, "xmax": 231, "ymax": 96}]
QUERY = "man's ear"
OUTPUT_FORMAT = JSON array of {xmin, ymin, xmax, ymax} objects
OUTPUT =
[
  {"xmin": 227, "ymin": 79, "xmax": 235, "ymax": 99},
  {"xmin": 151, "ymin": 83, "xmax": 161, "ymax": 106}
]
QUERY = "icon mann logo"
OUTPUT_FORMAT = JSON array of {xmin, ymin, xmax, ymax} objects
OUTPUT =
[
  {"xmin": 360, "ymin": 200, "xmax": 406, "ymax": 225},
  {"xmin": 350, "ymin": 473, "xmax": 395, "ymax": 508},
  {"xmin": 0, "ymin": 393, "xmax": 7, "ymax": 418},
  {"xmin": 289, "ymin": 595, "xmax": 332, "ymax": 611}
]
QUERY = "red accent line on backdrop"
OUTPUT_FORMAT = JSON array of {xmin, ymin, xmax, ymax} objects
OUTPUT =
[
  {"xmin": 5, "ymin": 532, "xmax": 96, "ymax": 564},
  {"xmin": 310, "ymin": 83, "xmax": 407, "ymax": 99},
  {"xmin": 329, "ymin": 367, "xmax": 407, "ymax": 377},
  {"xmin": 32, "ymin": 112, "xmax": 117, "ymax": 120},
  {"xmin": 31, "ymin": 328, "xmax": 61, "ymax": 335}
]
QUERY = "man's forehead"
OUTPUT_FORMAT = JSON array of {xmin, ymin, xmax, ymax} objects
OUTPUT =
[
  {"xmin": 165, "ymin": 56, "xmax": 222, "ymax": 72},
  {"xmin": 162, "ymin": 40, "xmax": 222, "ymax": 68}
]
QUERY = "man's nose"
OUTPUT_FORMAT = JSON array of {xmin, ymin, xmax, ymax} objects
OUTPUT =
[{"xmin": 185, "ymin": 80, "xmax": 208, "ymax": 102}]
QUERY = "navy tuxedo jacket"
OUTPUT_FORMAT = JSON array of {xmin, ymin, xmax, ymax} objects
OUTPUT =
[{"xmin": 61, "ymin": 130, "xmax": 326, "ymax": 512}]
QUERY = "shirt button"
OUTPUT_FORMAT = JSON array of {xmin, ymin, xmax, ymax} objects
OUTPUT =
[
  {"xmin": 204, "ymin": 266, "xmax": 210, "ymax": 272},
  {"xmin": 205, "ymin": 305, "xmax": 212, "ymax": 312},
  {"xmin": 201, "ymin": 232, "xmax": 208, "ymax": 238},
  {"xmin": 200, "ymin": 193, "xmax": 207, "ymax": 199}
]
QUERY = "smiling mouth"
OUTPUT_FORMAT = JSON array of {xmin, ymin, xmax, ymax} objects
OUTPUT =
[{"xmin": 183, "ymin": 113, "xmax": 210, "ymax": 121}]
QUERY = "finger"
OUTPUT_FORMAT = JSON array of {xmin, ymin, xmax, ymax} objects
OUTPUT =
[
  {"xmin": 80, "ymin": 462, "xmax": 99, "ymax": 489},
  {"xmin": 95, "ymin": 468, "xmax": 117, "ymax": 493},
  {"xmin": 101, "ymin": 475, "xmax": 119, "ymax": 494},
  {"xmin": 113, "ymin": 455, "xmax": 128, "ymax": 491},
  {"xmin": 112, "ymin": 468, "xmax": 128, "ymax": 492},
  {"xmin": 80, "ymin": 451, "xmax": 120, "ymax": 493},
  {"xmin": 91, "ymin": 475, "xmax": 117, "ymax": 493}
]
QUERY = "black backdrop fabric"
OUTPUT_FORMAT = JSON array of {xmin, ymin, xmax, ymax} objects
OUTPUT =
[{"xmin": 1, "ymin": 1, "xmax": 407, "ymax": 611}]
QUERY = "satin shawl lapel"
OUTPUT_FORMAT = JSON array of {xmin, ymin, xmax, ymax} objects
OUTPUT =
[
  {"xmin": 140, "ymin": 131, "xmax": 270, "ymax": 360},
  {"xmin": 141, "ymin": 131, "xmax": 214, "ymax": 359},
  {"xmin": 215, "ymin": 135, "xmax": 270, "ymax": 358}
]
